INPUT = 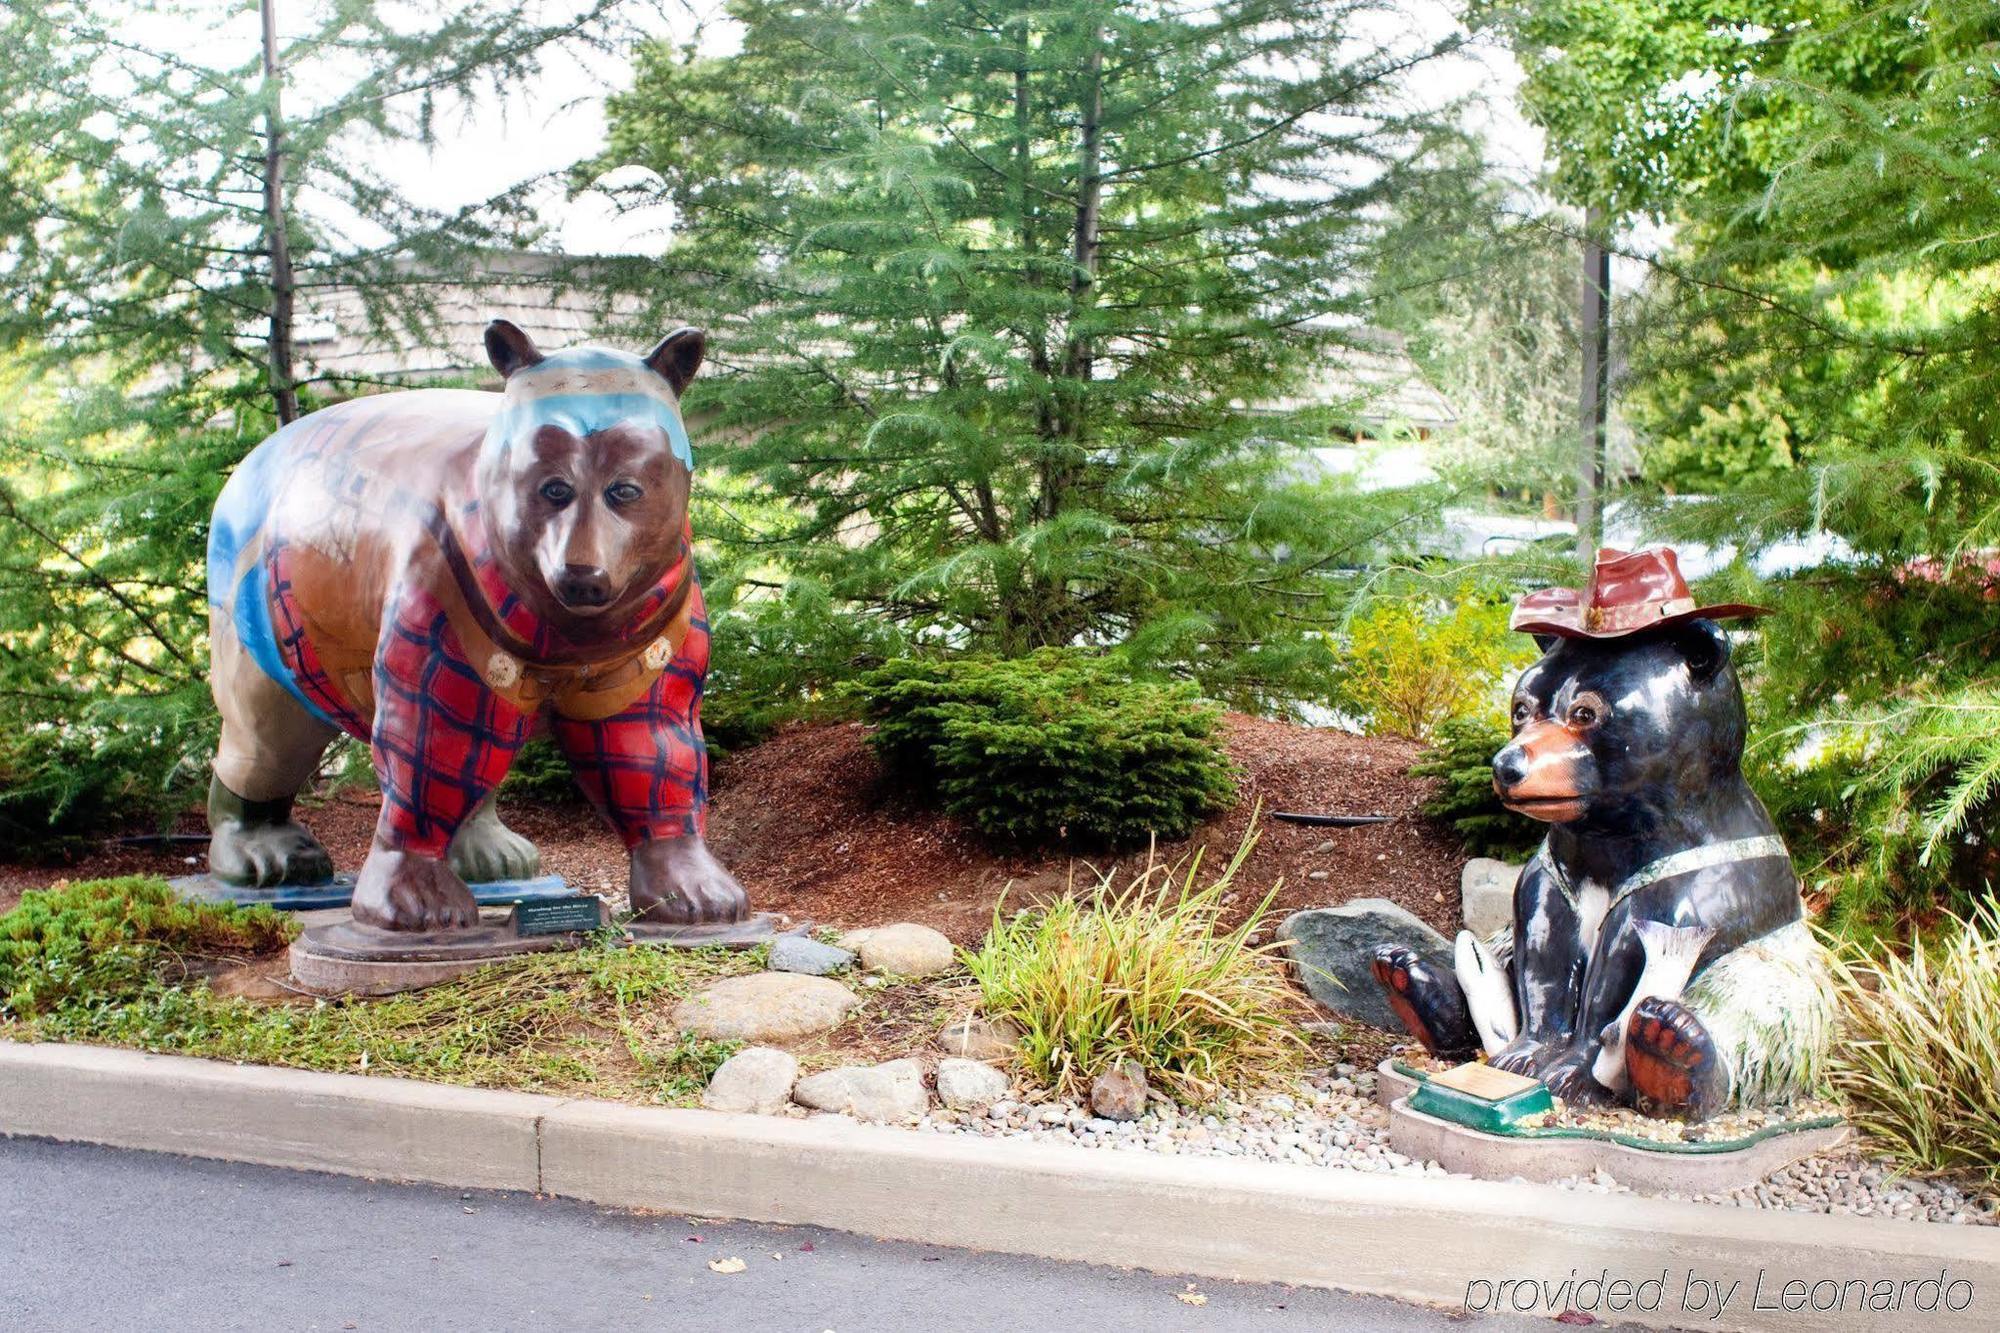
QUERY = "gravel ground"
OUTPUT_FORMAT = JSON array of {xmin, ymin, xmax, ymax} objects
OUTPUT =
[{"xmin": 905, "ymin": 1065, "xmax": 2000, "ymax": 1228}]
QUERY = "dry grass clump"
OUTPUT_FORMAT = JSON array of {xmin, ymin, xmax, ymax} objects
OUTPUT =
[
  {"xmin": 1828, "ymin": 901, "xmax": 2000, "ymax": 1187},
  {"xmin": 963, "ymin": 828, "xmax": 1306, "ymax": 1104}
]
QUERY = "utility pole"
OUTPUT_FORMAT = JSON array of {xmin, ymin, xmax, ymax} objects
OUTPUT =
[
  {"xmin": 1576, "ymin": 205, "xmax": 1611, "ymax": 564},
  {"xmin": 261, "ymin": 0, "xmax": 299, "ymax": 425}
]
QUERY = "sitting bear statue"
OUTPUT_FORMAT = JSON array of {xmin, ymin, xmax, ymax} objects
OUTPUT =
[
  {"xmin": 203, "ymin": 319, "xmax": 746, "ymax": 933},
  {"xmin": 1373, "ymin": 548, "xmax": 1834, "ymax": 1119}
]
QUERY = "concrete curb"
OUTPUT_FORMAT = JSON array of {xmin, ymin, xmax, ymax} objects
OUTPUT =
[{"xmin": 3, "ymin": 1042, "xmax": 1995, "ymax": 1332}]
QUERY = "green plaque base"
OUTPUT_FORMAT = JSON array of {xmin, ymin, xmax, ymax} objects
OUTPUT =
[{"xmin": 1408, "ymin": 1078, "xmax": 1554, "ymax": 1134}]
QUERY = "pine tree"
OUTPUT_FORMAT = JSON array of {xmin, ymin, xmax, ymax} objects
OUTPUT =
[
  {"xmin": 591, "ymin": 0, "xmax": 1475, "ymax": 703},
  {"xmin": 1487, "ymin": 1, "xmax": 2000, "ymax": 933},
  {"xmin": 0, "ymin": 0, "xmax": 627, "ymax": 843}
]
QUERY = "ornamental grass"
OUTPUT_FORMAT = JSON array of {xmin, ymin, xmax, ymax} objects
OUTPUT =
[
  {"xmin": 963, "ymin": 825, "xmax": 1307, "ymax": 1105},
  {"xmin": 1827, "ymin": 901, "xmax": 2000, "ymax": 1188}
]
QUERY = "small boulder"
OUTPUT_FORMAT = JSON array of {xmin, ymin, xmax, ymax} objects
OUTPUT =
[
  {"xmin": 847, "ymin": 922, "xmax": 956, "ymax": 977},
  {"xmin": 935, "ymin": 1057, "xmax": 1010, "ymax": 1112},
  {"xmin": 1089, "ymin": 1058, "xmax": 1148, "ymax": 1121},
  {"xmin": 1276, "ymin": 898, "xmax": 1452, "ymax": 1033},
  {"xmin": 792, "ymin": 1058, "xmax": 928, "ymax": 1122},
  {"xmin": 672, "ymin": 972, "xmax": 859, "ymax": 1042},
  {"xmin": 768, "ymin": 934, "xmax": 855, "ymax": 977},
  {"xmin": 1460, "ymin": 858, "xmax": 1519, "ymax": 938},
  {"xmin": 701, "ymin": 1046, "xmax": 798, "ymax": 1114},
  {"xmin": 937, "ymin": 1015, "xmax": 1020, "ymax": 1061}
]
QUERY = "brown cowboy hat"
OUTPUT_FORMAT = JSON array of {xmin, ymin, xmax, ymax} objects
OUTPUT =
[{"xmin": 1511, "ymin": 546, "xmax": 1770, "ymax": 639}]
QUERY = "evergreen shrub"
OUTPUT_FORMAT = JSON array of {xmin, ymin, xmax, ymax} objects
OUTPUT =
[{"xmin": 851, "ymin": 650, "xmax": 1237, "ymax": 849}]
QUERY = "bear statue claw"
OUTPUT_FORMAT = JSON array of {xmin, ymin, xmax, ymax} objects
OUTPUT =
[
  {"xmin": 447, "ymin": 801, "xmax": 543, "ymax": 884},
  {"xmin": 629, "ymin": 836, "xmax": 749, "ymax": 925},
  {"xmin": 351, "ymin": 848, "xmax": 480, "ymax": 932},
  {"xmin": 1487, "ymin": 1036, "xmax": 1545, "ymax": 1077},
  {"xmin": 209, "ymin": 821, "xmax": 335, "ymax": 888},
  {"xmin": 1538, "ymin": 1051, "xmax": 1614, "ymax": 1105}
]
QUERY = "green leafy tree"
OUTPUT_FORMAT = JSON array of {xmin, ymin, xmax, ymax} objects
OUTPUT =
[
  {"xmin": 1487, "ymin": 1, "xmax": 2000, "ymax": 933},
  {"xmin": 592, "ymin": 0, "xmax": 1474, "ymax": 707},
  {"xmin": 0, "ymin": 0, "xmax": 627, "ymax": 843}
]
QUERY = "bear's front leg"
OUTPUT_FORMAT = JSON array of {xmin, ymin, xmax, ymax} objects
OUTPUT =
[
  {"xmin": 553, "ymin": 626, "xmax": 748, "ymax": 926},
  {"xmin": 630, "ymin": 835, "xmax": 749, "ymax": 925},
  {"xmin": 353, "ymin": 591, "xmax": 532, "ymax": 931}
]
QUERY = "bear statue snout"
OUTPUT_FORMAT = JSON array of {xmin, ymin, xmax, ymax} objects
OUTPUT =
[
  {"xmin": 1492, "ymin": 745, "xmax": 1530, "ymax": 791},
  {"xmin": 553, "ymin": 563, "xmax": 614, "ymax": 609}
]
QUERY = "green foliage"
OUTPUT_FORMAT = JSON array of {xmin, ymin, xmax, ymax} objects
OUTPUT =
[
  {"xmin": 0, "ymin": 877, "xmax": 293, "ymax": 1019},
  {"xmin": 700, "ymin": 580, "xmax": 906, "ymax": 753},
  {"xmin": 593, "ymin": 0, "xmax": 1475, "ymax": 708},
  {"xmin": 1827, "ymin": 903, "xmax": 2000, "ymax": 1188},
  {"xmin": 0, "ymin": 877, "xmax": 749, "ymax": 1101},
  {"xmin": 852, "ymin": 651, "xmax": 1237, "ymax": 849},
  {"xmin": 497, "ymin": 736, "xmax": 585, "ymax": 805},
  {"xmin": 1412, "ymin": 716, "xmax": 1545, "ymax": 861},
  {"xmin": 1327, "ymin": 593, "xmax": 1535, "ymax": 741},
  {"xmin": 963, "ymin": 832, "xmax": 1305, "ymax": 1102}
]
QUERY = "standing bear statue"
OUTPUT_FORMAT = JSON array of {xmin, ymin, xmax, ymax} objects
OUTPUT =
[
  {"xmin": 1372, "ymin": 548, "xmax": 1835, "ymax": 1119},
  {"xmin": 203, "ymin": 319, "xmax": 746, "ymax": 933}
]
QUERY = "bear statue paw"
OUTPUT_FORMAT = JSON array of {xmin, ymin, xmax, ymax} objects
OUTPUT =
[
  {"xmin": 1487, "ymin": 1036, "xmax": 1545, "ymax": 1077},
  {"xmin": 448, "ymin": 809, "xmax": 543, "ymax": 884},
  {"xmin": 1370, "ymin": 944, "xmax": 1479, "ymax": 1060},
  {"xmin": 1626, "ymin": 997, "xmax": 1730, "ymax": 1120},
  {"xmin": 1539, "ymin": 1051, "xmax": 1614, "ymax": 1105},
  {"xmin": 351, "ymin": 848, "xmax": 480, "ymax": 932},
  {"xmin": 209, "ymin": 820, "xmax": 335, "ymax": 888},
  {"xmin": 629, "ymin": 836, "xmax": 749, "ymax": 925}
]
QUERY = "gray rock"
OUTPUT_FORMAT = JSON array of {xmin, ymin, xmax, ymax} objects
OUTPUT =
[
  {"xmin": 1460, "ymin": 858, "xmax": 1520, "ymax": 938},
  {"xmin": 700, "ymin": 1046, "xmax": 798, "ymax": 1114},
  {"xmin": 935, "ymin": 1058, "xmax": 1010, "ymax": 1111},
  {"xmin": 792, "ymin": 1058, "xmax": 928, "ymax": 1122},
  {"xmin": 937, "ymin": 1015, "xmax": 1020, "ymax": 1061},
  {"xmin": 1277, "ymin": 898, "xmax": 1452, "ymax": 1032},
  {"xmin": 843, "ymin": 922, "xmax": 957, "ymax": 977},
  {"xmin": 671, "ymin": 972, "xmax": 859, "ymax": 1042},
  {"xmin": 768, "ymin": 934, "xmax": 855, "ymax": 976},
  {"xmin": 1089, "ymin": 1059, "xmax": 1148, "ymax": 1121}
]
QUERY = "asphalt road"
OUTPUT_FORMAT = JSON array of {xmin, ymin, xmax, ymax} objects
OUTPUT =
[{"xmin": 0, "ymin": 1136, "xmax": 1576, "ymax": 1332}]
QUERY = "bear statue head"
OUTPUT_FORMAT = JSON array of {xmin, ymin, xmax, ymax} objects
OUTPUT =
[
  {"xmin": 1491, "ymin": 620, "xmax": 1747, "ymax": 830},
  {"xmin": 474, "ymin": 318, "xmax": 705, "ymax": 630}
]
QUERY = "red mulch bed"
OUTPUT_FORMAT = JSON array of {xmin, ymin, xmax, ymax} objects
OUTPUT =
[{"xmin": 0, "ymin": 715, "xmax": 1466, "ymax": 940}]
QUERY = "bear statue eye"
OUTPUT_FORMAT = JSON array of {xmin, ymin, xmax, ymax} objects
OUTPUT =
[
  {"xmin": 1567, "ymin": 694, "xmax": 1607, "ymax": 729},
  {"xmin": 605, "ymin": 481, "xmax": 644, "ymax": 506},
  {"xmin": 539, "ymin": 478, "xmax": 576, "ymax": 507},
  {"xmin": 1511, "ymin": 699, "xmax": 1532, "ymax": 727}
]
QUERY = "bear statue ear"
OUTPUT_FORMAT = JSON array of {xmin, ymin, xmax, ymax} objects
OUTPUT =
[
  {"xmin": 644, "ymin": 326, "xmax": 706, "ymax": 396},
  {"xmin": 1672, "ymin": 619, "xmax": 1731, "ymax": 684},
  {"xmin": 1533, "ymin": 633, "xmax": 1561, "ymax": 655},
  {"xmin": 484, "ymin": 319, "xmax": 544, "ymax": 380}
]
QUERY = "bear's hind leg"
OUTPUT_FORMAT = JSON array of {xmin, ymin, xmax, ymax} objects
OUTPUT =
[
  {"xmin": 1626, "ymin": 997, "xmax": 1731, "ymax": 1119},
  {"xmin": 208, "ymin": 624, "xmax": 339, "ymax": 887},
  {"xmin": 1372, "ymin": 945, "xmax": 1480, "ymax": 1060},
  {"xmin": 447, "ymin": 794, "xmax": 543, "ymax": 884}
]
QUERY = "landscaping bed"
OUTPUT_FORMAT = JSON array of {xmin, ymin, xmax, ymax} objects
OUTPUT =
[{"xmin": 0, "ymin": 715, "xmax": 1466, "ymax": 940}]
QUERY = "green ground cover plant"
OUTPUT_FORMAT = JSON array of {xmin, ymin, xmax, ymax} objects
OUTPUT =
[
  {"xmin": 853, "ymin": 651, "xmax": 1238, "ymax": 849},
  {"xmin": 963, "ymin": 831, "xmax": 1305, "ymax": 1104},
  {"xmin": 0, "ymin": 878, "xmax": 749, "ymax": 1102},
  {"xmin": 1826, "ymin": 903, "xmax": 2000, "ymax": 1188},
  {"xmin": 1411, "ymin": 716, "xmax": 1544, "ymax": 861}
]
